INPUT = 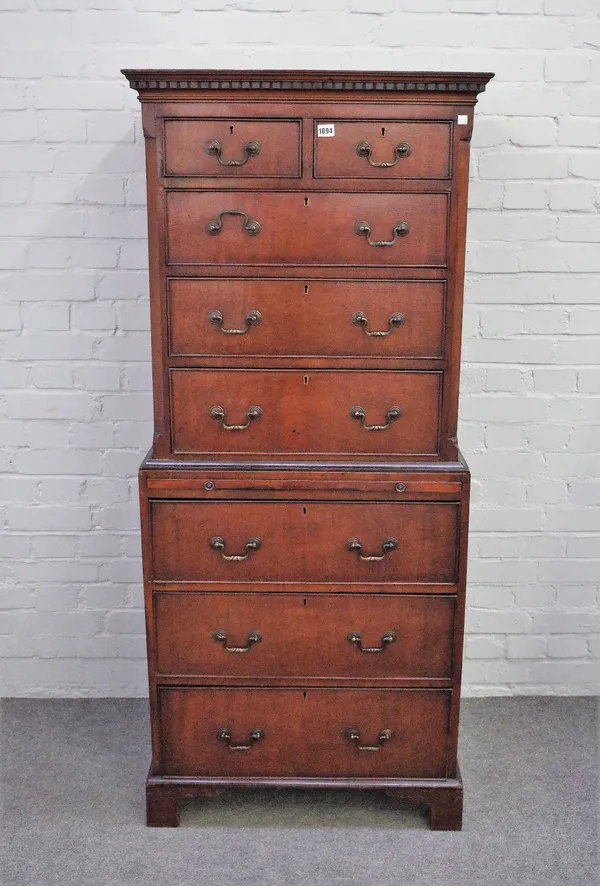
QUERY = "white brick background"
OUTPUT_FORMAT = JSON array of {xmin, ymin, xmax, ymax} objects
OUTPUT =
[{"xmin": 0, "ymin": 0, "xmax": 599, "ymax": 697}]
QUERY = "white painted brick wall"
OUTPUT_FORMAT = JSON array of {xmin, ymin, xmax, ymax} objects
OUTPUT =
[{"xmin": 0, "ymin": 0, "xmax": 599, "ymax": 698}]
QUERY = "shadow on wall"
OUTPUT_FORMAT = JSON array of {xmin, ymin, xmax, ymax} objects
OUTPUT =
[{"xmin": 1, "ymin": 95, "xmax": 156, "ymax": 695}]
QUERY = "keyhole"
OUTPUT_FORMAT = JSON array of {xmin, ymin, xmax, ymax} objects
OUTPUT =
[
  {"xmin": 303, "ymin": 376, "xmax": 309, "ymax": 385},
  {"xmin": 303, "ymin": 598, "xmax": 307, "ymax": 606},
  {"xmin": 381, "ymin": 126, "xmax": 386, "ymax": 137},
  {"xmin": 304, "ymin": 197, "xmax": 309, "ymax": 206},
  {"xmin": 230, "ymin": 125, "xmax": 234, "ymax": 135},
  {"xmin": 303, "ymin": 691, "xmax": 307, "ymax": 700},
  {"xmin": 302, "ymin": 506, "xmax": 307, "ymax": 515},
  {"xmin": 304, "ymin": 284, "xmax": 309, "ymax": 294}
]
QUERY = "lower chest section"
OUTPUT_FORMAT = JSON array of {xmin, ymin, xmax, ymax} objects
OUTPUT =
[{"xmin": 142, "ymin": 467, "xmax": 468, "ymax": 787}]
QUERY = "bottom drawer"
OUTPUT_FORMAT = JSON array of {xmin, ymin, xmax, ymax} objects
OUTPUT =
[{"xmin": 158, "ymin": 687, "xmax": 451, "ymax": 778}]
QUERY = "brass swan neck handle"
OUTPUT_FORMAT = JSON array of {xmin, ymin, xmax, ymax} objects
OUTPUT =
[
  {"xmin": 205, "ymin": 139, "xmax": 260, "ymax": 167},
  {"xmin": 356, "ymin": 140, "xmax": 411, "ymax": 167}
]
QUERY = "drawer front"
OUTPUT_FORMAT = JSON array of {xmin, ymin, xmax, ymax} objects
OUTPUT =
[
  {"xmin": 168, "ymin": 279, "xmax": 445, "ymax": 360},
  {"xmin": 165, "ymin": 191, "xmax": 448, "ymax": 267},
  {"xmin": 164, "ymin": 118, "xmax": 301, "ymax": 178},
  {"xmin": 155, "ymin": 593, "xmax": 455, "ymax": 679},
  {"xmin": 159, "ymin": 687, "xmax": 451, "ymax": 777},
  {"xmin": 149, "ymin": 500, "xmax": 459, "ymax": 585},
  {"xmin": 170, "ymin": 369, "xmax": 441, "ymax": 456},
  {"xmin": 315, "ymin": 120, "xmax": 452, "ymax": 180}
]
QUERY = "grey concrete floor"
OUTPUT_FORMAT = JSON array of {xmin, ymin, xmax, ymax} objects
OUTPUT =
[{"xmin": 0, "ymin": 697, "xmax": 597, "ymax": 886}]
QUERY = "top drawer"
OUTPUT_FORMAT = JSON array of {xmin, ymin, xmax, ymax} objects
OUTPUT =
[
  {"xmin": 149, "ymin": 500, "xmax": 459, "ymax": 586},
  {"xmin": 315, "ymin": 120, "xmax": 452, "ymax": 180},
  {"xmin": 164, "ymin": 118, "xmax": 301, "ymax": 178}
]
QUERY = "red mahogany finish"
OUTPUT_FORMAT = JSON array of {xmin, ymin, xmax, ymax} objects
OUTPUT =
[
  {"xmin": 149, "ymin": 500, "xmax": 459, "ymax": 585},
  {"xmin": 125, "ymin": 68, "xmax": 493, "ymax": 830},
  {"xmin": 154, "ymin": 593, "xmax": 456, "ymax": 680},
  {"xmin": 167, "ymin": 278, "xmax": 446, "ymax": 361},
  {"xmin": 169, "ymin": 368, "xmax": 442, "ymax": 457},
  {"xmin": 165, "ymin": 191, "xmax": 448, "ymax": 267},
  {"xmin": 164, "ymin": 118, "xmax": 301, "ymax": 178},
  {"xmin": 158, "ymin": 687, "xmax": 452, "ymax": 778},
  {"xmin": 314, "ymin": 119, "xmax": 452, "ymax": 180}
]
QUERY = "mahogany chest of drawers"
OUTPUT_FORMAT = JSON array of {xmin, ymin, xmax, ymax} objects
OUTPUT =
[{"xmin": 124, "ymin": 68, "xmax": 493, "ymax": 830}]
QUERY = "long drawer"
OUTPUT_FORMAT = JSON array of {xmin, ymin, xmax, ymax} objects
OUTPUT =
[
  {"xmin": 155, "ymin": 593, "xmax": 455, "ymax": 679},
  {"xmin": 158, "ymin": 687, "xmax": 451, "ymax": 778},
  {"xmin": 165, "ymin": 191, "xmax": 448, "ymax": 267},
  {"xmin": 169, "ymin": 369, "xmax": 442, "ymax": 456},
  {"xmin": 167, "ymin": 278, "xmax": 445, "ymax": 360},
  {"xmin": 148, "ymin": 500, "xmax": 459, "ymax": 585}
]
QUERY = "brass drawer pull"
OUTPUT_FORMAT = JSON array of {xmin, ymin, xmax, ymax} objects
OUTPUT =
[
  {"xmin": 206, "ymin": 210, "xmax": 261, "ymax": 237},
  {"xmin": 205, "ymin": 139, "xmax": 260, "ymax": 167},
  {"xmin": 212, "ymin": 630, "xmax": 262, "ymax": 653},
  {"xmin": 347, "ymin": 631, "xmax": 397, "ymax": 653},
  {"xmin": 352, "ymin": 311, "xmax": 405, "ymax": 337},
  {"xmin": 346, "ymin": 537, "xmax": 398, "ymax": 561},
  {"xmin": 350, "ymin": 406, "xmax": 402, "ymax": 431},
  {"xmin": 217, "ymin": 727, "xmax": 264, "ymax": 750},
  {"xmin": 209, "ymin": 536, "xmax": 261, "ymax": 561},
  {"xmin": 355, "ymin": 220, "xmax": 410, "ymax": 248},
  {"xmin": 209, "ymin": 404, "xmax": 262, "ymax": 431},
  {"xmin": 344, "ymin": 727, "xmax": 392, "ymax": 751},
  {"xmin": 208, "ymin": 309, "xmax": 262, "ymax": 335},
  {"xmin": 356, "ymin": 140, "xmax": 411, "ymax": 167}
]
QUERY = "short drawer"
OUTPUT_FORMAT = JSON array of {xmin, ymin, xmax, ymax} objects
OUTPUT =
[
  {"xmin": 158, "ymin": 687, "xmax": 451, "ymax": 778},
  {"xmin": 155, "ymin": 592, "xmax": 455, "ymax": 679},
  {"xmin": 169, "ymin": 369, "xmax": 441, "ymax": 457},
  {"xmin": 315, "ymin": 119, "xmax": 452, "ymax": 180},
  {"xmin": 163, "ymin": 118, "xmax": 301, "ymax": 178},
  {"xmin": 168, "ymin": 279, "xmax": 445, "ymax": 360},
  {"xmin": 149, "ymin": 500, "xmax": 459, "ymax": 585},
  {"xmin": 165, "ymin": 191, "xmax": 448, "ymax": 267}
]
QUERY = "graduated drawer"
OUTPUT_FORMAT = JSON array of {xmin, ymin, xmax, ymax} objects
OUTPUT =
[
  {"xmin": 158, "ymin": 687, "xmax": 451, "ymax": 778},
  {"xmin": 314, "ymin": 119, "xmax": 451, "ymax": 180},
  {"xmin": 155, "ymin": 593, "xmax": 455, "ymax": 679},
  {"xmin": 169, "ymin": 369, "xmax": 441, "ymax": 457},
  {"xmin": 163, "ymin": 118, "xmax": 301, "ymax": 178},
  {"xmin": 165, "ymin": 191, "xmax": 448, "ymax": 267},
  {"xmin": 149, "ymin": 500, "xmax": 459, "ymax": 585},
  {"xmin": 168, "ymin": 279, "xmax": 445, "ymax": 360}
]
